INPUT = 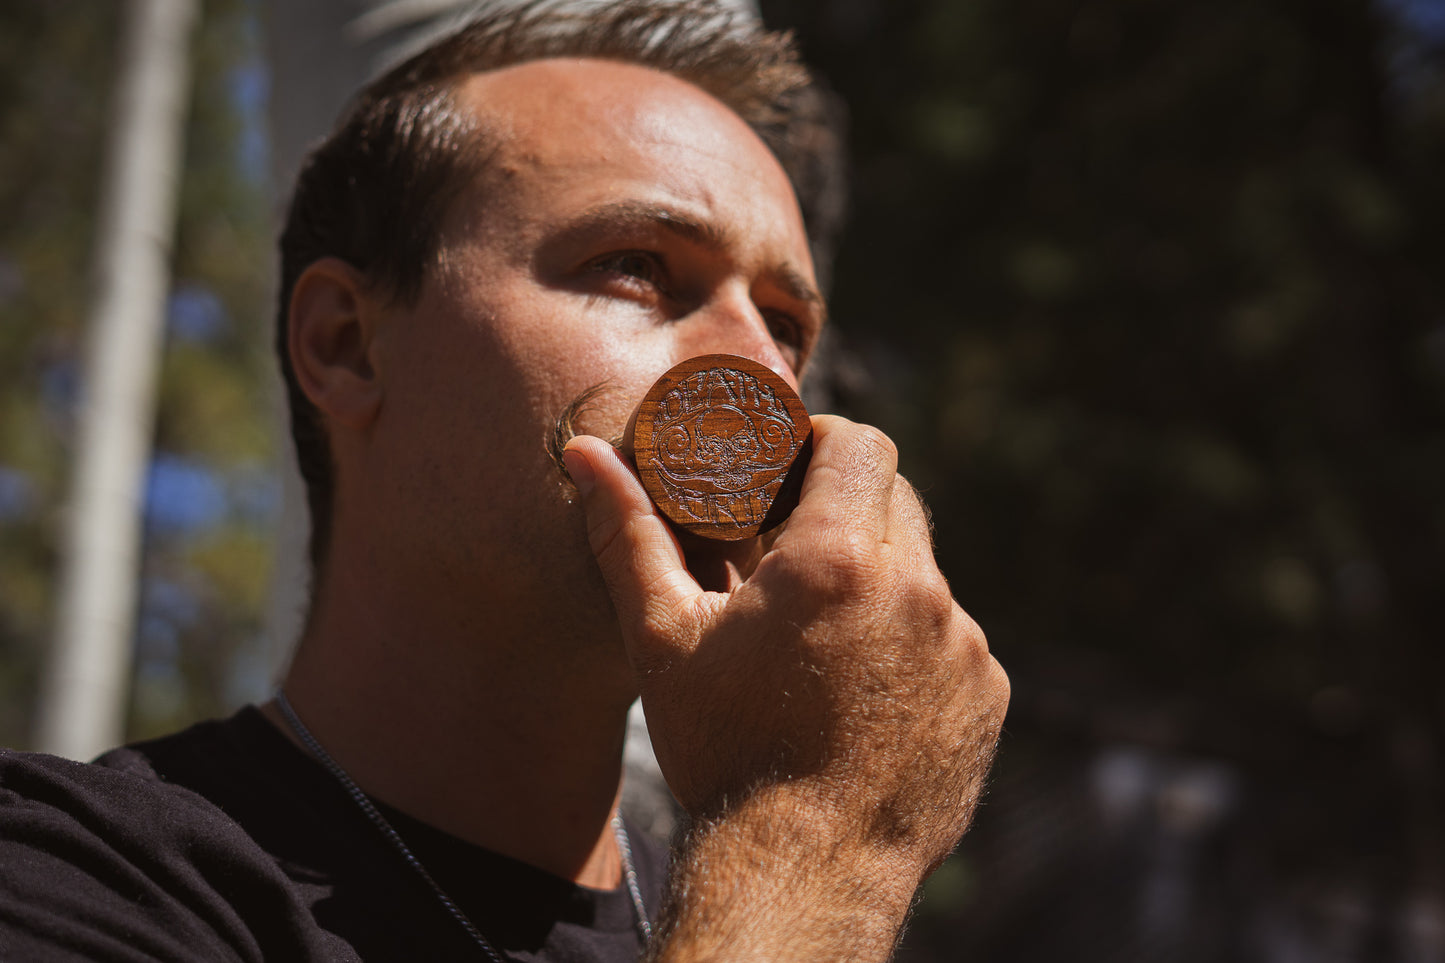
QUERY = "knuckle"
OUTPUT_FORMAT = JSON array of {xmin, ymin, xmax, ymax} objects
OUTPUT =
[
  {"xmin": 816, "ymin": 421, "xmax": 898, "ymax": 486},
  {"xmin": 897, "ymin": 572, "xmax": 957, "ymax": 635},
  {"xmin": 953, "ymin": 605, "xmax": 988, "ymax": 652},
  {"xmin": 765, "ymin": 537, "xmax": 881, "ymax": 610},
  {"xmin": 830, "ymin": 526, "xmax": 884, "ymax": 568},
  {"xmin": 918, "ymin": 568, "xmax": 956, "ymax": 609},
  {"xmin": 786, "ymin": 549, "xmax": 866, "ymax": 605},
  {"xmin": 849, "ymin": 424, "xmax": 899, "ymax": 473},
  {"xmin": 821, "ymin": 537, "xmax": 888, "ymax": 598},
  {"xmin": 990, "ymin": 661, "xmax": 1012, "ymax": 709},
  {"xmin": 938, "ymin": 606, "xmax": 994, "ymax": 676},
  {"xmin": 898, "ymin": 478, "xmax": 935, "ymax": 530}
]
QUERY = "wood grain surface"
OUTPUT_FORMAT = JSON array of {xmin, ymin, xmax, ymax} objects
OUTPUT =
[{"xmin": 631, "ymin": 355, "xmax": 813, "ymax": 541}]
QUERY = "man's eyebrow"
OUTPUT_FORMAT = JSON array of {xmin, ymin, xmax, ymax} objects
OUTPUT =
[
  {"xmin": 557, "ymin": 201, "xmax": 828, "ymax": 321},
  {"xmin": 773, "ymin": 264, "xmax": 828, "ymax": 326},
  {"xmin": 562, "ymin": 201, "xmax": 732, "ymax": 250}
]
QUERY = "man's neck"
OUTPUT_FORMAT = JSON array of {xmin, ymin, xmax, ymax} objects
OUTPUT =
[{"xmin": 266, "ymin": 565, "xmax": 637, "ymax": 888}]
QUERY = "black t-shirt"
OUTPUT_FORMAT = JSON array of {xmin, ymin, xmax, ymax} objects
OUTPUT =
[{"xmin": 0, "ymin": 708, "xmax": 664, "ymax": 962}]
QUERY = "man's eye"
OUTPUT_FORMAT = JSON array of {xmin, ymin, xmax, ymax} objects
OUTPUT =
[
  {"xmin": 763, "ymin": 310, "xmax": 806, "ymax": 369},
  {"xmin": 591, "ymin": 251, "xmax": 664, "ymax": 286}
]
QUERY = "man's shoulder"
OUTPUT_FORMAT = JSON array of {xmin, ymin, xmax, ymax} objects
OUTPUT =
[
  {"xmin": 0, "ymin": 719, "xmax": 255, "ymax": 854},
  {"xmin": 0, "ymin": 714, "xmax": 339, "ymax": 961},
  {"xmin": 0, "ymin": 709, "xmax": 282, "ymax": 861}
]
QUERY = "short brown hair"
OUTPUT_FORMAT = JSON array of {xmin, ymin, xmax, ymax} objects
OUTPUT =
[{"xmin": 277, "ymin": 0, "xmax": 846, "ymax": 572}]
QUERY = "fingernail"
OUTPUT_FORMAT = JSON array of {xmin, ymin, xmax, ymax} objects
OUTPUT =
[{"xmin": 562, "ymin": 446, "xmax": 595, "ymax": 496}]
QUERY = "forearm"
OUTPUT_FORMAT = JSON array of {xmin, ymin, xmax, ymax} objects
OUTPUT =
[{"xmin": 645, "ymin": 789, "xmax": 922, "ymax": 963}]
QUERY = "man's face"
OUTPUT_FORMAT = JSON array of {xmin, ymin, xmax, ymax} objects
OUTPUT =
[{"xmin": 355, "ymin": 58, "xmax": 824, "ymax": 656}]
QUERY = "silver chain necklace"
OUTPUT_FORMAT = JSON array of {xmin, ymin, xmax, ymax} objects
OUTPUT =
[{"xmin": 273, "ymin": 691, "xmax": 652, "ymax": 961}]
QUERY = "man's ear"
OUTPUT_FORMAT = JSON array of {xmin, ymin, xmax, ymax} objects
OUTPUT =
[{"xmin": 288, "ymin": 257, "xmax": 385, "ymax": 430}]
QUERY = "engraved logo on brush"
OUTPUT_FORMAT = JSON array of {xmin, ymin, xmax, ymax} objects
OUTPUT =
[{"xmin": 648, "ymin": 366, "xmax": 799, "ymax": 525}]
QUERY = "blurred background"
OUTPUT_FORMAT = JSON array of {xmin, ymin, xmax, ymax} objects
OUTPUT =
[{"xmin": 2, "ymin": 0, "xmax": 1442, "ymax": 959}]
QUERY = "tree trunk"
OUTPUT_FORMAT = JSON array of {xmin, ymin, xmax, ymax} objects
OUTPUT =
[{"xmin": 35, "ymin": 0, "xmax": 198, "ymax": 759}]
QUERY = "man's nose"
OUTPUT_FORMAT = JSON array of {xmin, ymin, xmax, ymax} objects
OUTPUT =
[{"xmin": 679, "ymin": 287, "xmax": 799, "ymax": 391}]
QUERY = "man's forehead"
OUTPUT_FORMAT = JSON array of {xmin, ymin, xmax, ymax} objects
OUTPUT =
[
  {"xmin": 453, "ymin": 57, "xmax": 761, "ymax": 159},
  {"xmin": 441, "ymin": 57, "xmax": 814, "ymax": 275}
]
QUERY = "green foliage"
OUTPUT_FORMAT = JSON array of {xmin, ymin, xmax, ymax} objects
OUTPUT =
[
  {"xmin": 0, "ymin": 2, "xmax": 118, "ymax": 745},
  {"xmin": 764, "ymin": 0, "xmax": 1443, "ymax": 704},
  {"xmin": 764, "ymin": 0, "xmax": 1444, "ymax": 956},
  {"xmin": 0, "ymin": 1, "xmax": 276, "ymax": 748}
]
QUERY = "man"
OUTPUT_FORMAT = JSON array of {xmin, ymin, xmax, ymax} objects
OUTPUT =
[{"xmin": 0, "ymin": 2, "xmax": 1009, "ymax": 960}]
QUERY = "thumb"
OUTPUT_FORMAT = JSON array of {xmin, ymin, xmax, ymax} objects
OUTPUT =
[{"xmin": 562, "ymin": 435, "xmax": 702, "ymax": 652}]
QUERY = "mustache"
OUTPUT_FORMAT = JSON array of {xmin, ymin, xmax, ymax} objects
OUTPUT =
[{"xmin": 546, "ymin": 382, "xmax": 626, "ymax": 484}]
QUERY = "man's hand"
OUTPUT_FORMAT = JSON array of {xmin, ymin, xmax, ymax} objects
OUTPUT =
[{"xmin": 564, "ymin": 416, "xmax": 1009, "ymax": 962}]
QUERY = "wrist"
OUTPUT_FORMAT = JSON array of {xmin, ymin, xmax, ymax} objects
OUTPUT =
[{"xmin": 646, "ymin": 786, "xmax": 924, "ymax": 963}]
